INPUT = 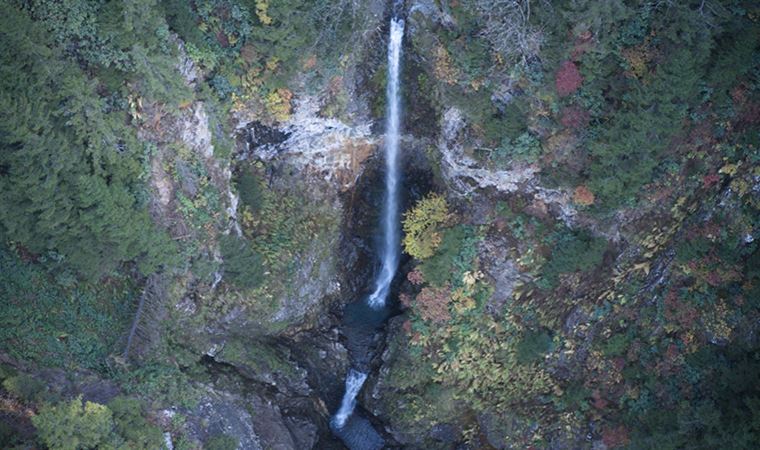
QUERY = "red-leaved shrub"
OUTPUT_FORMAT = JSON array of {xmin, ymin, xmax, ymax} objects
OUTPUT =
[
  {"xmin": 602, "ymin": 425, "xmax": 630, "ymax": 448},
  {"xmin": 407, "ymin": 269, "xmax": 425, "ymax": 285},
  {"xmin": 560, "ymin": 105, "xmax": 591, "ymax": 129},
  {"xmin": 556, "ymin": 61, "xmax": 583, "ymax": 96},
  {"xmin": 702, "ymin": 173, "xmax": 720, "ymax": 188},
  {"xmin": 416, "ymin": 286, "xmax": 450, "ymax": 323}
]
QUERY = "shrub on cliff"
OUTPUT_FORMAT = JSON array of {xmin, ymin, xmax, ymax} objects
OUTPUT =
[
  {"xmin": 555, "ymin": 61, "xmax": 583, "ymax": 96},
  {"xmin": 30, "ymin": 395, "xmax": 163, "ymax": 450},
  {"xmin": 108, "ymin": 396, "xmax": 164, "ymax": 449},
  {"xmin": 416, "ymin": 286, "xmax": 451, "ymax": 323},
  {"xmin": 402, "ymin": 194, "xmax": 451, "ymax": 260},
  {"xmin": 2, "ymin": 374, "xmax": 46, "ymax": 403},
  {"xmin": 220, "ymin": 235, "xmax": 264, "ymax": 289},
  {"xmin": 32, "ymin": 396, "xmax": 114, "ymax": 450},
  {"xmin": 539, "ymin": 228, "xmax": 607, "ymax": 289},
  {"xmin": 206, "ymin": 433, "xmax": 239, "ymax": 450},
  {"xmin": 419, "ymin": 225, "xmax": 479, "ymax": 288}
]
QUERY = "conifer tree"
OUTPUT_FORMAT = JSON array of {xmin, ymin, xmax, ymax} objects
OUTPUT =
[{"xmin": 0, "ymin": 6, "xmax": 175, "ymax": 278}]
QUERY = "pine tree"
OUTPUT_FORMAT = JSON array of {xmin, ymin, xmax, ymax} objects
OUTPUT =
[{"xmin": 0, "ymin": 6, "xmax": 175, "ymax": 278}]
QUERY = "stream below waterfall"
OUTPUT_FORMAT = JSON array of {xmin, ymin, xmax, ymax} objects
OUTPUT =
[{"xmin": 330, "ymin": 3, "xmax": 405, "ymax": 449}]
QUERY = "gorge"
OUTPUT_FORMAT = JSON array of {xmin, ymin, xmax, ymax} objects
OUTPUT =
[
  {"xmin": 1, "ymin": 1, "xmax": 759, "ymax": 449},
  {"xmin": 333, "ymin": 2, "xmax": 405, "ymax": 438}
]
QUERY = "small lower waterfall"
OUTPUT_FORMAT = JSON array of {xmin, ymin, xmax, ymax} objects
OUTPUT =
[
  {"xmin": 331, "ymin": 6, "xmax": 405, "ymax": 441},
  {"xmin": 332, "ymin": 369, "xmax": 368, "ymax": 428}
]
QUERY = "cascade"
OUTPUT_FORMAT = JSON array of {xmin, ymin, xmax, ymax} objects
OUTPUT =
[
  {"xmin": 332, "ymin": 370, "xmax": 368, "ymax": 428},
  {"xmin": 367, "ymin": 11, "xmax": 404, "ymax": 310},
  {"xmin": 331, "ymin": 5, "xmax": 405, "ymax": 435}
]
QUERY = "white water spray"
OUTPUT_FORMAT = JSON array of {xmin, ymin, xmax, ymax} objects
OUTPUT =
[
  {"xmin": 367, "ymin": 16, "xmax": 405, "ymax": 310},
  {"xmin": 332, "ymin": 14, "xmax": 405, "ymax": 431},
  {"xmin": 332, "ymin": 369, "xmax": 368, "ymax": 429}
]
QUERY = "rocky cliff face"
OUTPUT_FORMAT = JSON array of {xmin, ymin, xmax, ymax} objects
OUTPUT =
[
  {"xmin": 359, "ymin": 2, "xmax": 760, "ymax": 448},
  {"xmin": 125, "ymin": 5, "xmax": 403, "ymax": 447},
  {"xmin": 109, "ymin": 1, "xmax": 760, "ymax": 449}
]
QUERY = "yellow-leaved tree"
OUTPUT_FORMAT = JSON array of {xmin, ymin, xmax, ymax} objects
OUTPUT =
[{"xmin": 402, "ymin": 193, "xmax": 451, "ymax": 259}]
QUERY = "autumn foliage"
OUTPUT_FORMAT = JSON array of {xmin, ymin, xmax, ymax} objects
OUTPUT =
[
  {"xmin": 555, "ymin": 61, "xmax": 583, "ymax": 96},
  {"xmin": 573, "ymin": 185, "xmax": 595, "ymax": 206},
  {"xmin": 560, "ymin": 105, "xmax": 590, "ymax": 129},
  {"xmin": 415, "ymin": 286, "xmax": 451, "ymax": 323},
  {"xmin": 402, "ymin": 193, "xmax": 451, "ymax": 260}
]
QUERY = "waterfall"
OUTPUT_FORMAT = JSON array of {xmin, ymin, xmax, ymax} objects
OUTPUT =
[
  {"xmin": 332, "ymin": 370, "xmax": 368, "ymax": 429},
  {"xmin": 367, "ymin": 14, "xmax": 405, "ymax": 310},
  {"xmin": 331, "ymin": 11, "xmax": 404, "ymax": 433}
]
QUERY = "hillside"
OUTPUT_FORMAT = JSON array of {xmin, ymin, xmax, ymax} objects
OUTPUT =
[{"xmin": 1, "ymin": 1, "xmax": 759, "ymax": 449}]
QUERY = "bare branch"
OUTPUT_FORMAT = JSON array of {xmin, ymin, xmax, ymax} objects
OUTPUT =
[{"xmin": 470, "ymin": 0, "xmax": 544, "ymax": 67}]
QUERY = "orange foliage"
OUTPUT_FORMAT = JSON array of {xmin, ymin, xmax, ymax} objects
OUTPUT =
[
  {"xmin": 433, "ymin": 46, "xmax": 458, "ymax": 85},
  {"xmin": 573, "ymin": 185, "xmax": 595, "ymax": 206},
  {"xmin": 416, "ymin": 286, "xmax": 451, "ymax": 323}
]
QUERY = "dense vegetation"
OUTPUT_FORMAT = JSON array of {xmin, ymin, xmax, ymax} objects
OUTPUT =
[
  {"xmin": 382, "ymin": 0, "xmax": 760, "ymax": 448},
  {"xmin": 0, "ymin": 0, "xmax": 351, "ymax": 447},
  {"xmin": 0, "ymin": 0, "xmax": 758, "ymax": 448},
  {"xmin": 0, "ymin": 3, "xmax": 178, "ymax": 278}
]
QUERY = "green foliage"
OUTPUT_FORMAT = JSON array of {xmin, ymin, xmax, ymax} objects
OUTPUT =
[
  {"xmin": 2, "ymin": 374, "xmax": 46, "ymax": 403},
  {"xmin": 220, "ymin": 235, "xmax": 264, "ymax": 289},
  {"xmin": 161, "ymin": 0, "xmax": 208, "ymax": 49},
  {"xmin": 490, "ymin": 132, "xmax": 543, "ymax": 167},
  {"xmin": 32, "ymin": 396, "xmax": 114, "ymax": 450},
  {"xmin": 554, "ymin": 382, "xmax": 590, "ymax": 413},
  {"xmin": 239, "ymin": 170, "xmax": 337, "ymax": 275},
  {"xmin": 206, "ymin": 433, "xmax": 239, "ymax": 450},
  {"xmin": 516, "ymin": 330, "xmax": 553, "ymax": 364},
  {"xmin": 625, "ymin": 345, "xmax": 760, "ymax": 449},
  {"xmin": 560, "ymin": 1, "xmax": 759, "ymax": 209},
  {"xmin": 419, "ymin": 225, "xmax": 479, "ymax": 288},
  {"xmin": 707, "ymin": 20, "xmax": 760, "ymax": 107},
  {"xmin": 602, "ymin": 333, "xmax": 630, "ymax": 357},
  {"xmin": 24, "ymin": 0, "xmax": 127, "ymax": 68},
  {"xmin": 219, "ymin": 338, "xmax": 296, "ymax": 377},
  {"xmin": 438, "ymin": 3, "xmax": 492, "ymax": 85},
  {"xmin": 0, "ymin": 248, "xmax": 135, "ymax": 371},
  {"xmin": 538, "ymin": 228, "xmax": 607, "ymax": 289},
  {"xmin": 0, "ymin": 364, "xmax": 16, "ymax": 381},
  {"xmin": 29, "ymin": 394, "xmax": 163, "ymax": 450},
  {"xmin": 24, "ymin": 0, "xmax": 192, "ymax": 104},
  {"xmin": 235, "ymin": 167, "xmax": 264, "ymax": 214},
  {"xmin": 370, "ymin": 63, "xmax": 388, "ymax": 118},
  {"xmin": 585, "ymin": 43, "xmax": 705, "ymax": 208},
  {"xmin": 402, "ymin": 193, "xmax": 451, "ymax": 260},
  {"xmin": 431, "ymin": 318, "xmax": 555, "ymax": 412},
  {"xmin": 108, "ymin": 396, "xmax": 164, "ymax": 449},
  {"xmin": 166, "ymin": 0, "xmax": 355, "ymax": 105},
  {"xmin": 0, "ymin": 5, "xmax": 177, "ymax": 279},
  {"xmin": 0, "ymin": 421, "xmax": 18, "ymax": 448},
  {"xmin": 169, "ymin": 141, "xmax": 229, "ymax": 242},
  {"xmin": 117, "ymin": 363, "xmax": 200, "ymax": 409}
]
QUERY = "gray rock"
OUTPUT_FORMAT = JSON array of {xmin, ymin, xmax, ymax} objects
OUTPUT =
[
  {"xmin": 175, "ymin": 160, "xmax": 199, "ymax": 198},
  {"xmin": 479, "ymin": 238, "xmax": 521, "ymax": 318},
  {"xmin": 248, "ymin": 394, "xmax": 297, "ymax": 450},
  {"xmin": 187, "ymin": 390, "xmax": 263, "ymax": 450}
]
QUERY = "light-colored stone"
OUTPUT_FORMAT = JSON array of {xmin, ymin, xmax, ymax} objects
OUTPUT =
[
  {"xmin": 438, "ymin": 107, "xmax": 577, "ymax": 225},
  {"xmin": 253, "ymin": 96, "xmax": 378, "ymax": 191}
]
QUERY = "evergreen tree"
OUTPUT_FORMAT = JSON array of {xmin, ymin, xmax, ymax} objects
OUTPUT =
[{"xmin": 0, "ymin": 6, "xmax": 175, "ymax": 278}]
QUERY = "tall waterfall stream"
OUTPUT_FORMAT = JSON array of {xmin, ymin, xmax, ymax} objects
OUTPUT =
[{"xmin": 330, "ymin": 7, "xmax": 405, "ymax": 449}]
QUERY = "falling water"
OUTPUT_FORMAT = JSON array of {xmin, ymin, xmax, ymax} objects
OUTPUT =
[
  {"xmin": 331, "ymin": 11, "xmax": 405, "ymax": 434},
  {"xmin": 367, "ymin": 14, "xmax": 405, "ymax": 310},
  {"xmin": 332, "ymin": 370, "xmax": 368, "ymax": 429}
]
